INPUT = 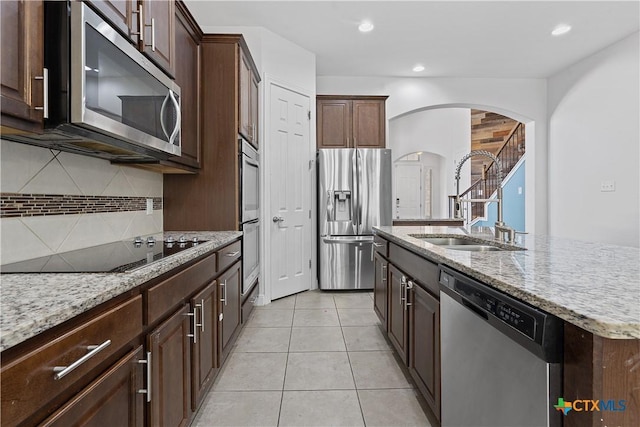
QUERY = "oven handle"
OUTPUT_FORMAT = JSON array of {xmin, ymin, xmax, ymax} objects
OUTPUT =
[{"xmin": 243, "ymin": 155, "xmax": 259, "ymax": 168}]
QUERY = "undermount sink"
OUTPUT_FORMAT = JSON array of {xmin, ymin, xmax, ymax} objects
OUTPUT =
[{"xmin": 409, "ymin": 235, "xmax": 525, "ymax": 252}]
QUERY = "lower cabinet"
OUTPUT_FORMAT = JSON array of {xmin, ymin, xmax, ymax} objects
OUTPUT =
[
  {"xmin": 373, "ymin": 252, "xmax": 388, "ymax": 330},
  {"xmin": 191, "ymin": 280, "xmax": 218, "ymax": 410},
  {"xmin": 388, "ymin": 263, "xmax": 409, "ymax": 364},
  {"xmin": 375, "ymin": 235, "xmax": 441, "ymax": 423},
  {"xmin": 409, "ymin": 283, "xmax": 441, "ymax": 420},
  {"xmin": 218, "ymin": 261, "xmax": 242, "ymax": 364},
  {"xmin": 41, "ymin": 346, "xmax": 146, "ymax": 427},
  {"xmin": 148, "ymin": 305, "xmax": 193, "ymax": 427}
]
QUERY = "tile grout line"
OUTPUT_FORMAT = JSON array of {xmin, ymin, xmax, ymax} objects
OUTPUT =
[{"xmin": 276, "ymin": 294, "xmax": 296, "ymax": 426}]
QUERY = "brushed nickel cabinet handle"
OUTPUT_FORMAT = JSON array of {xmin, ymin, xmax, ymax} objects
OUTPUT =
[
  {"xmin": 185, "ymin": 308, "xmax": 198, "ymax": 343},
  {"xmin": 53, "ymin": 339, "xmax": 111, "ymax": 380},
  {"xmin": 34, "ymin": 68, "xmax": 49, "ymax": 118},
  {"xmin": 226, "ymin": 251, "xmax": 240, "ymax": 257},
  {"xmin": 137, "ymin": 351, "xmax": 151, "ymax": 402},
  {"xmin": 130, "ymin": 5, "xmax": 143, "ymax": 41}
]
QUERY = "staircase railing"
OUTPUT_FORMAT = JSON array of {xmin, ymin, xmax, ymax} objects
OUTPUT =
[{"xmin": 450, "ymin": 122, "xmax": 525, "ymax": 222}]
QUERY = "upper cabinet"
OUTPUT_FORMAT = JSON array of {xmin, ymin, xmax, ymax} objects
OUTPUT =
[
  {"xmin": 141, "ymin": 0, "xmax": 175, "ymax": 77},
  {"xmin": 239, "ymin": 47, "xmax": 260, "ymax": 148},
  {"xmin": 86, "ymin": 0, "xmax": 175, "ymax": 77},
  {"xmin": 0, "ymin": 0, "xmax": 45, "ymax": 134},
  {"xmin": 316, "ymin": 95, "xmax": 388, "ymax": 149},
  {"xmin": 168, "ymin": 1, "xmax": 202, "ymax": 169}
]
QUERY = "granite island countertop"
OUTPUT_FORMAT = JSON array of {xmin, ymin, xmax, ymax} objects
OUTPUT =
[
  {"xmin": 0, "ymin": 231, "xmax": 242, "ymax": 352},
  {"xmin": 374, "ymin": 225, "xmax": 640, "ymax": 339}
]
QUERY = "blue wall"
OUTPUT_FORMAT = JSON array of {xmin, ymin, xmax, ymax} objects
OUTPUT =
[{"xmin": 475, "ymin": 159, "xmax": 526, "ymax": 232}]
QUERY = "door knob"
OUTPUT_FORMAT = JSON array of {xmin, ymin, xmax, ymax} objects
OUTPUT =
[{"xmin": 272, "ymin": 216, "xmax": 284, "ymax": 223}]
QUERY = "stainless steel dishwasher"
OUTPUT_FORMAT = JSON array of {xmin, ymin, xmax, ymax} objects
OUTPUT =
[{"xmin": 439, "ymin": 266, "xmax": 563, "ymax": 427}]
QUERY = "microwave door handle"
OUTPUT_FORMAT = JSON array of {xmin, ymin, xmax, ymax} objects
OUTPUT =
[
  {"xmin": 159, "ymin": 91, "xmax": 171, "ymax": 141},
  {"xmin": 168, "ymin": 90, "xmax": 181, "ymax": 145}
]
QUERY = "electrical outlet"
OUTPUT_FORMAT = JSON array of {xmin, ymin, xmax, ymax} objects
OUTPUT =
[
  {"xmin": 517, "ymin": 186, "xmax": 523, "ymax": 195},
  {"xmin": 146, "ymin": 198, "xmax": 153, "ymax": 215},
  {"xmin": 600, "ymin": 181, "xmax": 616, "ymax": 192}
]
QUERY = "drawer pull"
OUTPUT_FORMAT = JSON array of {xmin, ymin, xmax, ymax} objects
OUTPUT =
[
  {"xmin": 373, "ymin": 242, "xmax": 384, "ymax": 247},
  {"xmin": 225, "ymin": 251, "xmax": 240, "ymax": 257},
  {"xmin": 53, "ymin": 340, "xmax": 111, "ymax": 380}
]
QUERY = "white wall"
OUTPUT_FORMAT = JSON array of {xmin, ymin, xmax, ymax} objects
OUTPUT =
[
  {"xmin": 389, "ymin": 109, "xmax": 470, "ymax": 218},
  {"xmin": 548, "ymin": 32, "xmax": 639, "ymax": 247},
  {"xmin": 317, "ymin": 76, "xmax": 547, "ymax": 234}
]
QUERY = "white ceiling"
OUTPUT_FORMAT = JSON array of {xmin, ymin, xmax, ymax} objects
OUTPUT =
[{"xmin": 184, "ymin": 1, "xmax": 640, "ymax": 78}]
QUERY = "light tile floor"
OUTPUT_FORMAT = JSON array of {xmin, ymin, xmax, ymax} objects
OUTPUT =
[{"xmin": 192, "ymin": 290, "xmax": 432, "ymax": 427}]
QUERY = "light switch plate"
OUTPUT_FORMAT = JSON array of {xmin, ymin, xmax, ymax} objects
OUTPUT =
[{"xmin": 600, "ymin": 181, "xmax": 615, "ymax": 192}]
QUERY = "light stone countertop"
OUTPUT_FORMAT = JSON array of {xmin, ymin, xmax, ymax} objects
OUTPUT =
[
  {"xmin": 0, "ymin": 231, "xmax": 242, "ymax": 352},
  {"xmin": 374, "ymin": 225, "xmax": 640, "ymax": 339}
]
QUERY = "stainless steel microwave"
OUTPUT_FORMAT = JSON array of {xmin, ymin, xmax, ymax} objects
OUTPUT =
[{"xmin": 6, "ymin": 2, "xmax": 181, "ymax": 162}]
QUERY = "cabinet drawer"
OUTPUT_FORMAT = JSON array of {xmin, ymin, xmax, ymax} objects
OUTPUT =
[
  {"xmin": 218, "ymin": 240, "xmax": 241, "ymax": 273},
  {"xmin": 1, "ymin": 296, "xmax": 143, "ymax": 426},
  {"xmin": 241, "ymin": 281, "xmax": 259, "ymax": 324},
  {"xmin": 146, "ymin": 252, "xmax": 217, "ymax": 325},
  {"xmin": 373, "ymin": 235, "xmax": 388, "ymax": 258},
  {"xmin": 389, "ymin": 242, "xmax": 439, "ymax": 296}
]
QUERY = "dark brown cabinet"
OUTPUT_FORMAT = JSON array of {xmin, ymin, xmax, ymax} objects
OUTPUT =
[
  {"xmin": 141, "ymin": 0, "xmax": 175, "ymax": 77},
  {"xmin": 41, "ymin": 346, "xmax": 145, "ymax": 427},
  {"xmin": 168, "ymin": 1, "xmax": 202, "ymax": 169},
  {"xmin": 316, "ymin": 96, "xmax": 387, "ymax": 149},
  {"xmin": 373, "ymin": 251, "xmax": 388, "ymax": 330},
  {"xmin": 148, "ymin": 304, "xmax": 193, "ymax": 427},
  {"xmin": 190, "ymin": 280, "xmax": 218, "ymax": 410},
  {"xmin": 218, "ymin": 260, "xmax": 242, "ymax": 364},
  {"xmin": 409, "ymin": 283, "xmax": 441, "ymax": 421},
  {"xmin": 0, "ymin": 0, "xmax": 45, "ymax": 134},
  {"xmin": 387, "ymin": 263, "xmax": 409, "ymax": 364},
  {"xmin": 239, "ymin": 48, "xmax": 259, "ymax": 147},
  {"xmin": 164, "ymin": 35, "xmax": 259, "ymax": 231},
  {"xmin": 375, "ymin": 234, "xmax": 441, "ymax": 422}
]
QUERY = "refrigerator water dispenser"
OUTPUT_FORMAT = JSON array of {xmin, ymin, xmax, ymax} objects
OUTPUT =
[{"xmin": 332, "ymin": 191, "xmax": 351, "ymax": 221}]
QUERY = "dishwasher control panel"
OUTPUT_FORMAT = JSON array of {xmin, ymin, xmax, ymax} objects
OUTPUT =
[{"xmin": 455, "ymin": 280, "xmax": 537, "ymax": 340}]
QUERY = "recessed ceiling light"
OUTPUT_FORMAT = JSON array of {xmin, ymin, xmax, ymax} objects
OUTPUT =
[
  {"xmin": 551, "ymin": 24, "xmax": 572, "ymax": 36},
  {"xmin": 413, "ymin": 65, "xmax": 425, "ymax": 72},
  {"xmin": 358, "ymin": 21, "xmax": 374, "ymax": 33}
]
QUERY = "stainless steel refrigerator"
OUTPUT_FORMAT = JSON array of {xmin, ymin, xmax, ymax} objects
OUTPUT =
[{"xmin": 318, "ymin": 148, "xmax": 392, "ymax": 290}]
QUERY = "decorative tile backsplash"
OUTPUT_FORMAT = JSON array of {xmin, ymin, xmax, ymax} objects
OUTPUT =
[{"xmin": 0, "ymin": 140, "xmax": 164, "ymax": 264}]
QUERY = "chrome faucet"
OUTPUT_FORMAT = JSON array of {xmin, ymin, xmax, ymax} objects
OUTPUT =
[{"xmin": 453, "ymin": 150, "xmax": 514, "ymax": 242}]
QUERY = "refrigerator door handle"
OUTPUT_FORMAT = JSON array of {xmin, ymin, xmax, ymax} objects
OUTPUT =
[
  {"xmin": 357, "ymin": 149, "xmax": 363, "ymax": 234},
  {"xmin": 322, "ymin": 236, "xmax": 374, "ymax": 244},
  {"xmin": 351, "ymin": 150, "xmax": 358, "ymax": 229}
]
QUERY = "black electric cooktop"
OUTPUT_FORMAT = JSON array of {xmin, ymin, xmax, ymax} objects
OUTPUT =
[{"xmin": 1, "ymin": 236, "xmax": 207, "ymax": 274}]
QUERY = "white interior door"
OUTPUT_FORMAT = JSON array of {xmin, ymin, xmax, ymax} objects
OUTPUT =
[
  {"xmin": 269, "ymin": 84, "xmax": 312, "ymax": 300},
  {"xmin": 394, "ymin": 163, "xmax": 423, "ymax": 219}
]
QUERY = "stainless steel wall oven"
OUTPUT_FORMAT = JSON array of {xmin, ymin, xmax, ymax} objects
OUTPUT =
[{"xmin": 240, "ymin": 138, "xmax": 260, "ymax": 295}]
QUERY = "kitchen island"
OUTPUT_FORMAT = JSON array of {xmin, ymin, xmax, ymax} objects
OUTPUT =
[{"xmin": 373, "ymin": 225, "xmax": 639, "ymax": 427}]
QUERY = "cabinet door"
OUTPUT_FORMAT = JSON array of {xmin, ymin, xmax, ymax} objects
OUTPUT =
[
  {"xmin": 353, "ymin": 99, "xmax": 386, "ymax": 148},
  {"xmin": 191, "ymin": 280, "xmax": 218, "ymax": 411},
  {"xmin": 85, "ymin": 0, "xmax": 136, "ymax": 43},
  {"xmin": 238, "ymin": 49, "xmax": 253, "ymax": 143},
  {"xmin": 218, "ymin": 261, "xmax": 242, "ymax": 364},
  {"xmin": 0, "ymin": 0, "xmax": 44, "ymax": 133},
  {"xmin": 373, "ymin": 252, "xmax": 388, "ymax": 330},
  {"xmin": 142, "ymin": 0, "xmax": 175, "ymax": 76},
  {"xmin": 148, "ymin": 305, "xmax": 192, "ymax": 427},
  {"xmin": 170, "ymin": 2, "xmax": 201, "ymax": 168},
  {"xmin": 317, "ymin": 98, "xmax": 351, "ymax": 148},
  {"xmin": 409, "ymin": 284, "xmax": 441, "ymax": 420},
  {"xmin": 250, "ymin": 72, "xmax": 259, "ymax": 147},
  {"xmin": 40, "ymin": 346, "xmax": 145, "ymax": 427},
  {"xmin": 387, "ymin": 264, "xmax": 409, "ymax": 364}
]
